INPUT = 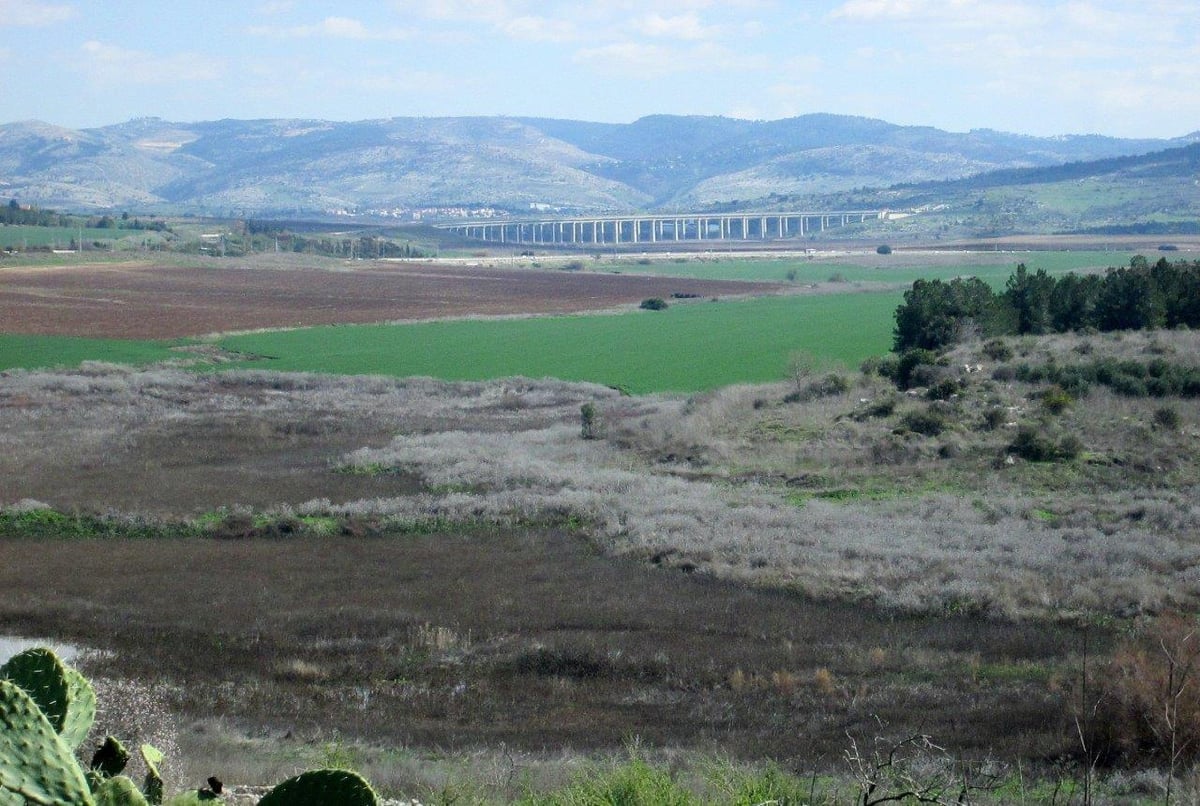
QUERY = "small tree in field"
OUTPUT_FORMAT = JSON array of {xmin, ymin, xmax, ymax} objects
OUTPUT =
[{"xmin": 580, "ymin": 403, "xmax": 600, "ymax": 440}]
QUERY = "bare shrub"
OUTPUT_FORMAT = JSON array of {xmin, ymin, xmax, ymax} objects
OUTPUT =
[
  {"xmin": 845, "ymin": 722, "xmax": 1003, "ymax": 805},
  {"xmin": 1094, "ymin": 613, "xmax": 1200, "ymax": 784}
]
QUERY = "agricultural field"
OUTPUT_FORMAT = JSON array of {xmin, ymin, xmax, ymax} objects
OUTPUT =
[
  {"xmin": 217, "ymin": 293, "xmax": 898, "ymax": 394},
  {"xmin": 0, "ymin": 223, "xmax": 159, "ymax": 249},
  {"xmin": 3, "ymin": 246, "xmax": 1200, "ymax": 802},
  {"xmin": 0, "ymin": 258, "xmax": 777, "ymax": 339},
  {"xmin": 0, "ymin": 333, "xmax": 179, "ymax": 369}
]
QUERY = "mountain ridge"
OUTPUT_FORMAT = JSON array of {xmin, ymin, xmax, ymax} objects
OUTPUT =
[{"xmin": 0, "ymin": 113, "xmax": 1194, "ymax": 217}]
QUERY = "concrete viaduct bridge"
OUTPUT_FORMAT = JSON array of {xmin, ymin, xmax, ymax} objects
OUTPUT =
[{"xmin": 435, "ymin": 210, "xmax": 889, "ymax": 246}]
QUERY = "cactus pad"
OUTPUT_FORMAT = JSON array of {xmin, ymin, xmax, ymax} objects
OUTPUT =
[
  {"xmin": 91, "ymin": 735, "xmax": 132, "ymax": 781},
  {"xmin": 140, "ymin": 745, "xmax": 164, "ymax": 805},
  {"xmin": 95, "ymin": 776, "xmax": 151, "ymax": 806},
  {"xmin": 0, "ymin": 678, "xmax": 94, "ymax": 806},
  {"xmin": 257, "ymin": 769, "xmax": 378, "ymax": 806},
  {"xmin": 61, "ymin": 666, "xmax": 97, "ymax": 750},
  {"xmin": 0, "ymin": 647, "xmax": 96, "ymax": 750}
]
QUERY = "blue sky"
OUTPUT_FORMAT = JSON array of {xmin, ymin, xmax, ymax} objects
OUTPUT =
[{"xmin": 1, "ymin": 0, "xmax": 1197, "ymax": 138}]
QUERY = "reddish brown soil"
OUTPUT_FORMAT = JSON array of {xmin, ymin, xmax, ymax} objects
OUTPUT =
[{"xmin": 0, "ymin": 261, "xmax": 780, "ymax": 339}]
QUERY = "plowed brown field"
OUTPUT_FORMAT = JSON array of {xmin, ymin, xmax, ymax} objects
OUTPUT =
[{"xmin": 0, "ymin": 260, "xmax": 780, "ymax": 339}]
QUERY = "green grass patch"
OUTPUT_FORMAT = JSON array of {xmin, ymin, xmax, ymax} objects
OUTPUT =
[
  {"xmin": 0, "ymin": 224, "xmax": 151, "ymax": 248},
  {"xmin": 0, "ymin": 508, "xmax": 184, "ymax": 540},
  {"xmin": 0, "ymin": 334, "xmax": 179, "ymax": 371},
  {"xmin": 217, "ymin": 293, "xmax": 899, "ymax": 394}
]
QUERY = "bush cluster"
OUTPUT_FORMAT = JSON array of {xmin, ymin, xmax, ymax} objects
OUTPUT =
[
  {"xmin": 1008, "ymin": 425, "xmax": 1083, "ymax": 462},
  {"xmin": 1015, "ymin": 357, "xmax": 1200, "ymax": 398},
  {"xmin": 1153, "ymin": 405, "xmax": 1181, "ymax": 430},
  {"xmin": 982, "ymin": 339, "xmax": 1014, "ymax": 361},
  {"xmin": 1040, "ymin": 385, "xmax": 1074, "ymax": 414},
  {"xmin": 784, "ymin": 372, "xmax": 850, "ymax": 403},
  {"xmin": 898, "ymin": 408, "xmax": 947, "ymax": 437}
]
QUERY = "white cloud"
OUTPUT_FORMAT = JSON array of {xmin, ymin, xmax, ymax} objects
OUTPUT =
[
  {"xmin": 574, "ymin": 41, "xmax": 766, "ymax": 77},
  {"xmin": 390, "ymin": 0, "xmax": 771, "ymax": 45},
  {"xmin": 829, "ymin": 0, "xmax": 1044, "ymax": 29},
  {"xmin": 342, "ymin": 70, "xmax": 462, "ymax": 94},
  {"xmin": 574, "ymin": 42, "xmax": 679, "ymax": 75},
  {"xmin": 78, "ymin": 41, "xmax": 225, "ymax": 84},
  {"xmin": 249, "ymin": 16, "xmax": 414, "ymax": 41},
  {"xmin": 0, "ymin": 0, "xmax": 74, "ymax": 26},
  {"xmin": 395, "ymin": 0, "xmax": 511, "ymax": 23},
  {"xmin": 256, "ymin": 0, "xmax": 293, "ymax": 13},
  {"xmin": 633, "ymin": 12, "xmax": 720, "ymax": 40},
  {"xmin": 829, "ymin": 0, "xmax": 919, "ymax": 19},
  {"xmin": 499, "ymin": 15, "xmax": 577, "ymax": 42}
]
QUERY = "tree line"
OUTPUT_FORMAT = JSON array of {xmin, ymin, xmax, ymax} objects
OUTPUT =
[
  {"xmin": 3, "ymin": 199, "xmax": 167, "ymax": 232},
  {"xmin": 2, "ymin": 198, "xmax": 74, "ymax": 227},
  {"xmin": 894, "ymin": 256, "xmax": 1200, "ymax": 352}
]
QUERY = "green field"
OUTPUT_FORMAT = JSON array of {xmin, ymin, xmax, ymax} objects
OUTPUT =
[
  {"xmin": 5, "ymin": 250, "xmax": 1168, "ymax": 390},
  {"xmin": 0, "ymin": 334, "xmax": 179, "ymax": 370},
  {"xmin": 592, "ymin": 250, "xmax": 1143, "ymax": 285},
  {"xmin": 218, "ymin": 293, "xmax": 899, "ymax": 394},
  {"xmin": 0, "ymin": 225, "xmax": 156, "ymax": 249}
]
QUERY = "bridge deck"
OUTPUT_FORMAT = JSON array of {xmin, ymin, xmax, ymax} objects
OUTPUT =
[{"xmin": 435, "ymin": 210, "xmax": 888, "ymax": 245}]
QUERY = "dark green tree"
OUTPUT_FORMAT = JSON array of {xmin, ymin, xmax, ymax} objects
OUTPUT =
[
  {"xmin": 1004, "ymin": 263, "xmax": 1055, "ymax": 334},
  {"xmin": 1096, "ymin": 265, "xmax": 1161, "ymax": 331},
  {"xmin": 893, "ymin": 277, "xmax": 996, "ymax": 352},
  {"xmin": 1048, "ymin": 273, "xmax": 1101, "ymax": 332}
]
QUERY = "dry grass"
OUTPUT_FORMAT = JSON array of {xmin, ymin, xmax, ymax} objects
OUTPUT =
[
  {"xmin": 0, "ymin": 531, "xmax": 1082, "ymax": 776},
  {"xmin": 333, "ymin": 406, "xmax": 1198, "ymax": 619},
  {"xmin": 3, "ymin": 329, "xmax": 1198, "ymax": 620}
]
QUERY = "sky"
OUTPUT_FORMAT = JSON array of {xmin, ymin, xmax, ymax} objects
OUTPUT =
[{"xmin": 0, "ymin": 0, "xmax": 1197, "ymax": 139}]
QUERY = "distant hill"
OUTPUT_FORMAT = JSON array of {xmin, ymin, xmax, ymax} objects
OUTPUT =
[
  {"xmin": 0, "ymin": 114, "xmax": 1193, "ymax": 221},
  {"xmin": 785, "ymin": 141, "xmax": 1200, "ymax": 240}
]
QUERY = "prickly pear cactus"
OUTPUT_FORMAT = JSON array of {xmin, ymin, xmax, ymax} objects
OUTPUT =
[
  {"xmin": 61, "ymin": 665, "xmax": 98, "ymax": 750},
  {"xmin": 92, "ymin": 735, "xmax": 132, "ymax": 780},
  {"xmin": 0, "ymin": 678, "xmax": 94, "ymax": 805},
  {"xmin": 257, "ymin": 769, "xmax": 378, "ymax": 806},
  {"xmin": 95, "ymin": 775, "xmax": 151, "ymax": 806},
  {"xmin": 141, "ymin": 744, "xmax": 164, "ymax": 805},
  {"xmin": 0, "ymin": 646, "xmax": 96, "ymax": 750}
]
